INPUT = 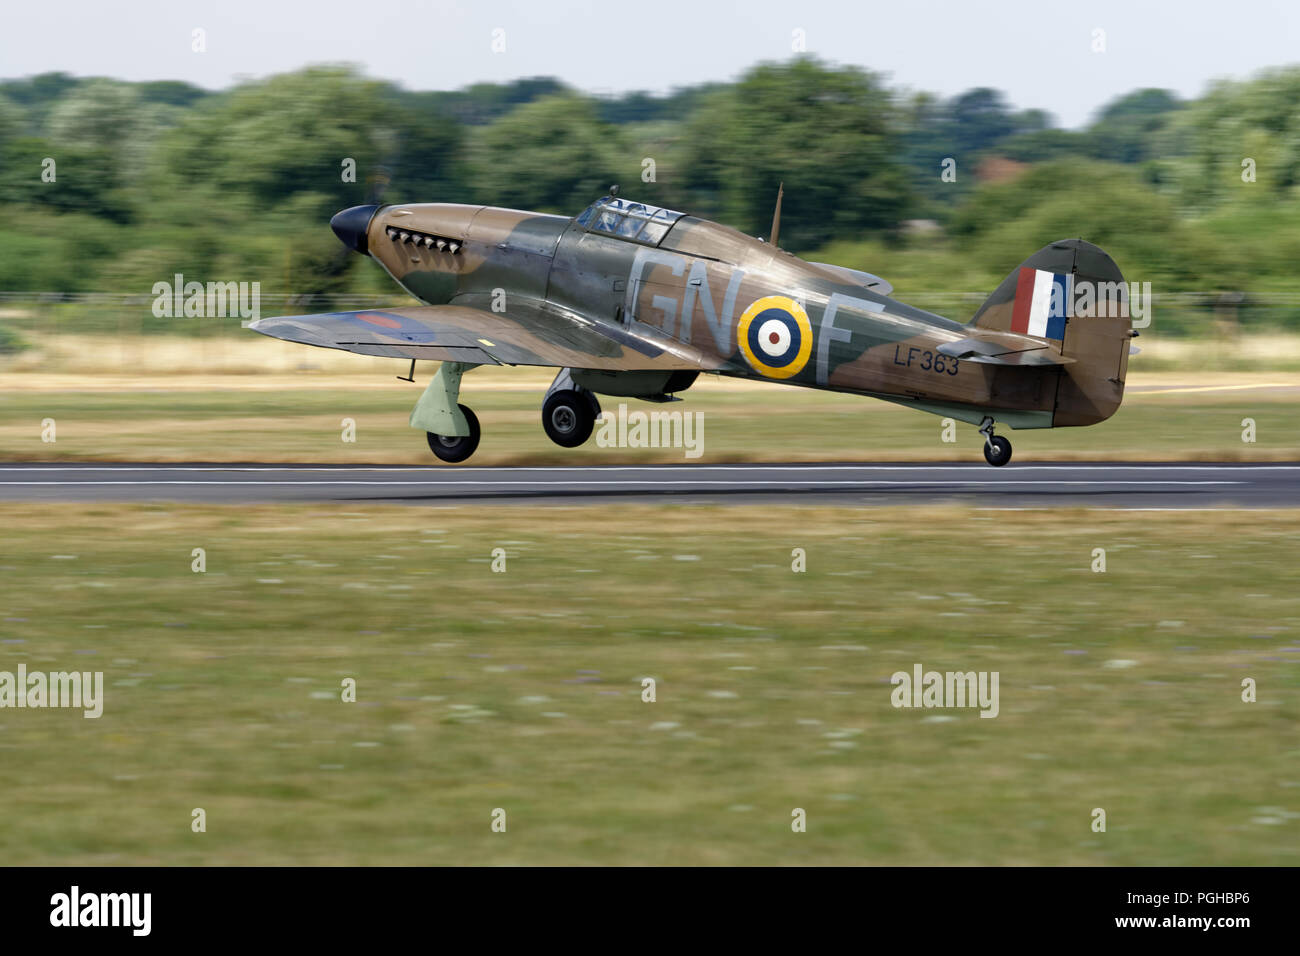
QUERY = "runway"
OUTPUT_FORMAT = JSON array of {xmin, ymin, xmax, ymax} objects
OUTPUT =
[{"xmin": 0, "ymin": 462, "xmax": 1296, "ymax": 507}]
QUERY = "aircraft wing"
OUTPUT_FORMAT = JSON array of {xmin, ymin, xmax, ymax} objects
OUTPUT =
[{"xmin": 248, "ymin": 300, "xmax": 717, "ymax": 372}]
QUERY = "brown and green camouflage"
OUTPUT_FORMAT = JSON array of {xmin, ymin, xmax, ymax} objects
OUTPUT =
[{"xmin": 251, "ymin": 194, "xmax": 1133, "ymax": 452}]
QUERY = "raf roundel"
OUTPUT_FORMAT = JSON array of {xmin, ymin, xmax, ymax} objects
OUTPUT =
[{"xmin": 737, "ymin": 295, "xmax": 813, "ymax": 379}]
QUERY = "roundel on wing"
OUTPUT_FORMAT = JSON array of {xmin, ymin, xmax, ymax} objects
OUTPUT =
[
  {"xmin": 344, "ymin": 310, "xmax": 438, "ymax": 342},
  {"xmin": 736, "ymin": 295, "xmax": 813, "ymax": 379},
  {"xmin": 357, "ymin": 312, "xmax": 403, "ymax": 329}
]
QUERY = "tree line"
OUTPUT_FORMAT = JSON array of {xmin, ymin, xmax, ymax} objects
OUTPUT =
[{"xmin": 1, "ymin": 57, "xmax": 1299, "ymax": 301}]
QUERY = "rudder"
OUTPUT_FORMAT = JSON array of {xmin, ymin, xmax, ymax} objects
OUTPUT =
[{"xmin": 970, "ymin": 239, "xmax": 1132, "ymax": 427}]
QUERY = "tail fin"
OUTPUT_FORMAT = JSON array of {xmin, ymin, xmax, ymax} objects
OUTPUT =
[{"xmin": 970, "ymin": 239, "xmax": 1132, "ymax": 427}]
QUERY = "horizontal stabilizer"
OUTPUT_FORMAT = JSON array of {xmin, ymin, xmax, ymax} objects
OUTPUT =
[{"xmin": 936, "ymin": 331, "xmax": 1075, "ymax": 367}]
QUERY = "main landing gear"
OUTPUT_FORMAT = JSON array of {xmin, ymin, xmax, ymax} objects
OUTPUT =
[
  {"xmin": 978, "ymin": 416, "xmax": 1012, "ymax": 467},
  {"xmin": 540, "ymin": 369, "xmax": 601, "ymax": 449},
  {"xmin": 410, "ymin": 360, "xmax": 483, "ymax": 463},
  {"xmin": 410, "ymin": 364, "xmax": 604, "ymax": 464}
]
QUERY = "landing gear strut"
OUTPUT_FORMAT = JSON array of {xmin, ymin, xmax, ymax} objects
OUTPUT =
[
  {"xmin": 410, "ymin": 361, "xmax": 483, "ymax": 464},
  {"xmin": 979, "ymin": 416, "xmax": 1012, "ymax": 467}
]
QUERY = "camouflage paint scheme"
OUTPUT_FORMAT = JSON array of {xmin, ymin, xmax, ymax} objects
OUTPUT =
[{"xmin": 251, "ymin": 195, "xmax": 1132, "ymax": 436}]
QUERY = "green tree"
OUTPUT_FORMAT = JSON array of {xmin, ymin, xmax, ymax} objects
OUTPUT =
[
  {"xmin": 945, "ymin": 88, "xmax": 1020, "ymax": 155},
  {"xmin": 679, "ymin": 58, "xmax": 910, "ymax": 249},
  {"xmin": 949, "ymin": 159, "xmax": 1243, "ymax": 290},
  {"xmin": 1156, "ymin": 68, "xmax": 1300, "ymax": 210},
  {"xmin": 419, "ymin": 77, "xmax": 570, "ymax": 126},
  {"xmin": 465, "ymin": 95, "xmax": 628, "ymax": 213},
  {"xmin": 1086, "ymin": 88, "xmax": 1182, "ymax": 163},
  {"xmin": 0, "ymin": 72, "xmax": 81, "ymax": 126},
  {"xmin": 0, "ymin": 95, "xmax": 23, "ymax": 147},
  {"xmin": 159, "ymin": 67, "xmax": 461, "ymax": 214}
]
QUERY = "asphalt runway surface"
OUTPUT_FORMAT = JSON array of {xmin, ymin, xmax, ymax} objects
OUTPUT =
[{"xmin": 0, "ymin": 462, "xmax": 1296, "ymax": 507}]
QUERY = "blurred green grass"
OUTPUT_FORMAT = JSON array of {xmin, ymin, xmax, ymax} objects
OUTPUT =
[
  {"xmin": 1, "ymin": 376, "xmax": 1297, "ymax": 463},
  {"xmin": 0, "ymin": 503, "xmax": 1296, "ymax": 864}
]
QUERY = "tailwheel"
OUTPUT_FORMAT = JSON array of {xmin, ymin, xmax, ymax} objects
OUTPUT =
[
  {"xmin": 426, "ymin": 404, "xmax": 480, "ymax": 463},
  {"xmin": 542, "ymin": 389, "xmax": 599, "ymax": 448},
  {"xmin": 978, "ymin": 416, "xmax": 1011, "ymax": 467},
  {"xmin": 983, "ymin": 435, "xmax": 1012, "ymax": 467}
]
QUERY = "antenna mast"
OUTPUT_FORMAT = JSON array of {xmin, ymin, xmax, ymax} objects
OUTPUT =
[{"xmin": 769, "ymin": 182, "xmax": 784, "ymax": 246}]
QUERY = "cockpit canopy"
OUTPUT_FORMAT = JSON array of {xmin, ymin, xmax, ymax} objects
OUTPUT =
[{"xmin": 575, "ymin": 196, "xmax": 684, "ymax": 246}]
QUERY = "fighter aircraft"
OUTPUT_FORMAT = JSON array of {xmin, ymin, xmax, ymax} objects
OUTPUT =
[{"xmin": 250, "ymin": 188, "xmax": 1135, "ymax": 466}]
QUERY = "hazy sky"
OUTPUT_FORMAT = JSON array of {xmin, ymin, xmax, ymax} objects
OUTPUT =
[{"xmin": 3, "ymin": 0, "xmax": 1297, "ymax": 127}]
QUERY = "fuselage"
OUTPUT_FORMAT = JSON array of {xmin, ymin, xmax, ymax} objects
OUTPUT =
[{"xmin": 359, "ymin": 200, "xmax": 1089, "ymax": 429}]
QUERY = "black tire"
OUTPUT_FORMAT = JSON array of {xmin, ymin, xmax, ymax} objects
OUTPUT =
[
  {"xmin": 542, "ymin": 389, "xmax": 597, "ymax": 448},
  {"xmin": 426, "ymin": 404, "xmax": 480, "ymax": 463},
  {"xmin": 983, "ymin": 435, "xmax": 1012, "ymax": 467}
]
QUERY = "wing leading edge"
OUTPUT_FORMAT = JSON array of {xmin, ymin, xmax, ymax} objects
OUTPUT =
[{"xmin": 248, "ymin": 301, "xmax": 715, "ymax": 372}]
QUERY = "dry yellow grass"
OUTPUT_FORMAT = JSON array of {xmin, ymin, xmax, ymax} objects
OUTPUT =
[
  {"xmin": 1, "ymin": 334, "xmax": 1296, "ymax": 464},
  {"xmin": 2, "ymin": 333, "xmax": 1299, "ymax": 392},
  {"xmin": 7, "ymin": 332, "xmax": 1300, "ymax": 377}
]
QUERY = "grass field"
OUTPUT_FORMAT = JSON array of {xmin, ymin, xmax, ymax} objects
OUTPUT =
[
  {"xmin": 1, "ymin": 369, "xmax": 1298, "ymax": 464},
  {"xmin": 1, "ymin": 504, "xmax": 1297, "ymax": 865},
  {"xmin": 0, "ymin": 332, "xmax": 1297, "ymax": 463}
]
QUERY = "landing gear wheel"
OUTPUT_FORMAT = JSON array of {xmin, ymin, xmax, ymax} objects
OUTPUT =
[
  {"xmin": 426, "ymin": 404, "xmax": 480, "ymax": 463},
  {"xmin": 983, "ymin": 435, "xmax": 1012, "ymax": 467},
  {"xmin": 542, "ymin": 389, "xmax": 597, "ymax": 448}
]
